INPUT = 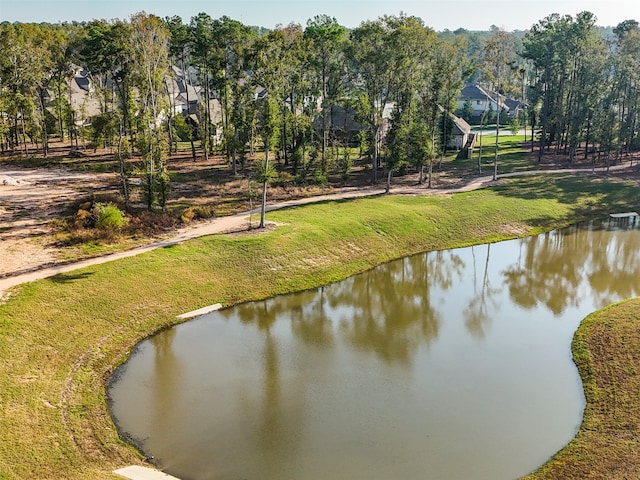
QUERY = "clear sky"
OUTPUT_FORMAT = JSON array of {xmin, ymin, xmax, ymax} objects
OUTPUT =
[{"xmin": 0, "ymin": 0, "xmax": 636, "ymax": 31}]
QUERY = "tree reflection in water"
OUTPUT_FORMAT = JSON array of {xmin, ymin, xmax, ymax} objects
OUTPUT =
[
  {"xmin": 464, "ymin": 244, "xmax": 500, "ymax": 339},
  {"xmin": 503, "ymin": 221, "xmax": 640, "ymax": 316},
  {"xmin": 108, "ymin": 218, "xmax": 640, "ymax": 480},
  {"xmin": 225, "ymin": 249, "xmax": 464, "ymax": 365}
]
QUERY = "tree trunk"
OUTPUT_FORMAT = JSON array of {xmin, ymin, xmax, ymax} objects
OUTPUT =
[
  {"xmin": 538, "ymin": 66, "xmax": 551, "ymax": 162},
  {"xmin": 493, "ymin": 110, "xmax": 499, "ymax": 181},
  {"xmin": 38, "ymin": 90, "xmax": 49, "ymax": 157},
  {"xmin": 259, "ymin": 145, "xmax": 269, "ymax": 229},
  {"xmin": 117, "ymin": 123, "xmax": 130, "ymax": 210},
  {"xmin": 231, "ymin": 129, "xmax": 238, "ymax": 175},
  {"xmin": 57, "ymin": 81, "xmax": 64, "ymax": 141}
]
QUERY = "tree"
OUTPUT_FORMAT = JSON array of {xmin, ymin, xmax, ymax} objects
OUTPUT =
[
  {"xmin": 129, "ymin": 12, "xmax": 171, "ymax": 210},
  {"xmin": 483, "ymin": 28, "xmax": 516, "ymax": 179},
  {"xmin": 164, "ymin": 15, "xmax": 197, "ymax": 159},
  {"xmin": 349, "ymin": 17, "xmax": 398, "ymax": 184},
  {"xmin": 0, "ymin": 24, "xmax": 50, "ymax": 154},
  {"xmin": 215, "ymin": 17, "xmax": 255, "ymax": 174},
  {"xmin": 384, "ymin": 15, "xmax": 438, "ymax": 189},
  {"xmin": 460, "ymin": 98, "xmax": 473, "ymax": 122},
  {"xmin": 189, "ymin": 13, "xmax": 217, "ymax": 160},
  {"xmin": 305, "ymin": 15, "xmax": 348, "ymax": 177},
  {"xmin": 248, "ymin": 31, "xmax": 285, "ymax": 228}
]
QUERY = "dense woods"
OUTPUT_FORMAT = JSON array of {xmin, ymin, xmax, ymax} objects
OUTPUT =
[{"xmin": 0, "ymin": 12, "xmax": 639, "ymax": 211}]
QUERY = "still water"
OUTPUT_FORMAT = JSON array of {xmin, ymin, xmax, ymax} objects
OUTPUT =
[{"xmin": 109, "ymin": 219, "xmax": 640, "ymax": 480}]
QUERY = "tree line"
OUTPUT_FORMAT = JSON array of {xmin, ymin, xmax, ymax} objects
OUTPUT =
[{"xmin": 0, "ymin": 12, "xmax": 638, "ymax": 217}]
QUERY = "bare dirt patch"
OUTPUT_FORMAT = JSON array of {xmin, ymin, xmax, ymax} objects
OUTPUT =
[{"xmin": 0, "ymin": 165, "xmax": 120, "ymax": 276}]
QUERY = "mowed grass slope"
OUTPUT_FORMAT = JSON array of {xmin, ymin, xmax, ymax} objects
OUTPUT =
[
  {"xmin": 522, "ymin": 298, "xmax": 640, "ymax": 479},
  {"xmin": 0, "ymin": 172, "xmax": 639, "ymax": 479}
]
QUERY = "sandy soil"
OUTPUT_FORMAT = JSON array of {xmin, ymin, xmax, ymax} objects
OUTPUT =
[{"xmin": 0, "ymin": 167, "xmax": 120, "ymax": 276}]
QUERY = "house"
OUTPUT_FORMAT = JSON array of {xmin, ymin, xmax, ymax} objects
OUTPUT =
[
  {"xmin": 503, "ymin": 96, "xmax": 526, "ymax": 119},
  {"xmin": 165, "ymin": 66, "xmax": 200, "ymax": 116},
  {"xmin": 314, "ymin": 104, "xmax": 363, "ymax": 144},
  {"xmin": 43, "ymin": 67, "xmax": 101, "ymax": 127},
  {"xmin": 165, "ymin": 66, "xmax": 223, "ymax": 145},
  {"xmin": 313, "ymin": 102, "xmax": 396, "ymax": 146},
  {"xmin": 457, "ymin": 84, "xmax": 510, "ymax": 121},
  {"xmin": 447, "ymin": 113, "xmax": 472, "ymax": 149}
]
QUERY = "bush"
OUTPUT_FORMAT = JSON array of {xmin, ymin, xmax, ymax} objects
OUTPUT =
[
  {"xmin": 313, "ymin": 169, "xmax": 328, "ymax": 186},
  {"xmin": 74, "ymin": 208, "xmax": 92, "ymax": 229},
  {"xmin": 92, "ymin": 202, "xmax": 128, "ymax": 231},
  {"xmin": 180, "ymin": 205, "xmax": 215, "ymax": 224},
  {"xmin": 271, "ymin": 171, "xmax": 296, "ymax": 188},
  {"xmin": 128, "ymin": 211, "xmax": 175, "ymax": 235}
]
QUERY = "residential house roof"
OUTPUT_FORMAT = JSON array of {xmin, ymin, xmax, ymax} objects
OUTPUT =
[
  {"xmin": 459, "ymin": 84, "xmax": 510, "ymax": 111},
  {"xmin": 450, "ymin": 113, "xmax": 471, "ymax": 135}
]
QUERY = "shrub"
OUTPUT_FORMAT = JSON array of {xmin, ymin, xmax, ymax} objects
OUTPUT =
[
  {"xmin": 272, "ymin": 171, "xmax": 296, "ymax": 188},
  {"xmin": 180, "ymin": 205, "xmax": 215, "ymax": 224},
  {"xmin": 128, "ymin": 211, "xmax": 175, "ymax": 235},
  {"xmin": 74, "ymin": 208, "xmax": 92, "ymax": 229},
  {"xmin": 313, "ymin": 169, "xmax": 328, "ymax": 186},
  {"xmin": 92, "ymin": 202, "xmax": 128, "ymax": 231}
]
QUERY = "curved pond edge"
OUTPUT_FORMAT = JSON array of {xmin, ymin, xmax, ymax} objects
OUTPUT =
[
  {"xmin": 520, "ymin": 296, "xmax": 640, "ymax": 479},
  {"xmin": 3, "ymin": 180, "xmax": 640, "ymax": 479},
  {"xmin": 108, "ymin": 292, "xmax": 640, "ymax": 480}
]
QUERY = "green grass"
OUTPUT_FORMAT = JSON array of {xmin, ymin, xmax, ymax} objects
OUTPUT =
[
  {"xmin": 472, "ymin": 134, "xmax": 534, "ymax": 173},
  {"xmin": 1, "ymin": 174, "xmax": 639, "ymax": 479},
  {"xmin": 522, "ymin": 298, "xmax": 640, "ymax": 479}
]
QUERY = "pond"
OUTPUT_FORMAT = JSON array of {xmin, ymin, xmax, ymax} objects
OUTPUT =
[{"xmin": 109, "ymin": 218, "xmax": 640, "ymax": 480}]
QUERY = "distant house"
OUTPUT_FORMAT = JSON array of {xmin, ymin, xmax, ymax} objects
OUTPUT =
[
  {"xmin": 166, "ymin": 66, "xmax": 200, "ymax": 116},
  {"xmin": 314, "ymin": 105, "xmax": 363, "ymax": 144},
  {"xmin": 457, "ymin": 84, "xmax": 509, "ymax": 121},
  {"xmin": 68, "ymin": 67, "xmax": 102, "ymax": 126},
  {"xmin": 313, "ymin": 102, "xmax": 396, "ymax": 145},
  {"xmin": 165, "ymin": 66, "xmax": 223, "ymax": 145},
  {"xmin": 447, "ymin": 113, "xmax": 472, "ymax": 149},
  {"xmin": 502, "ymin": 96, "xmax": 526, "ymax": 119}
]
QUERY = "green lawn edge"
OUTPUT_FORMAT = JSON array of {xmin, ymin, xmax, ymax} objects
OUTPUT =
[
  {"xmin": 520, "ymin": 297, "xmax": 640, "ymax": 479},
  {"xmin": 0, "ymin": 174, "xmax": 639, "ymax": 479}
]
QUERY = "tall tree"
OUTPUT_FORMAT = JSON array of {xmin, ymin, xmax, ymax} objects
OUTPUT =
[
  {"xmin": 349, "ymin": 17, "xmax": 398, "ymax": 184},
  {"xmin": 385, "ymin": 15, "xmax": 438, "ymax": 189},
  {"xmin": 189, "ymin": 13, "xmax": 217, "ymax": 160},
  {"xmin": 305, "ymin": 15, "xmax": 348, "ymax": 178},
  {"xmin": 213, "ymin": 16, "xmax": 255, "ymax": 174},
  {"xmin": 248, "ymin": 30, "xmax": 285, "ymax": 228},
  {"xmin": 482, "ymin": 28, "xmax": 516, "ymax": 179},
  {"xmin": 129, "ymin": 12, "xmax": 171, "ymax": 210}
]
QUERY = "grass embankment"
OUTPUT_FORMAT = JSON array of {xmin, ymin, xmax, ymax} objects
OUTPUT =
[
  {"xmin": 522, "ymin": 298, "xmax": 640, "ymax": 479},
  {"xmin": 0, "ymin": 173, "xmax": 639, "ymax": 479}
]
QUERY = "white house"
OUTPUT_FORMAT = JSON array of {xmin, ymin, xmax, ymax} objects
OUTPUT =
[{"xmin": 457, "ymin": 84, "xmax": 509, "ymax": 119}]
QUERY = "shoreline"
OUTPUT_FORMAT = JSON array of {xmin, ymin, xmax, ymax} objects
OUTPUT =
[{"xmin": 1, "ymin": 175, "xmax": 639, "ymax": 479}]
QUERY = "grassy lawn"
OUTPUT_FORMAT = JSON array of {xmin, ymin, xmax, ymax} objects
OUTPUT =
[
  {"xmin": 1, "ymin": 153, "xmax": 640, "ymax": 477},
  {"xmin": 522, "ymin": 298, "xmax": 640, "ymax": 479}
]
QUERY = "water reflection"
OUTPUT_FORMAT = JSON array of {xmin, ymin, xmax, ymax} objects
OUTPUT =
[
  {"xmin": 464, "ymin": 244, "xmax": 500, "ymax": 339},
  {"xmin": 230, "ymin": 249, "xmax": 463, "ymax": 366},
  {"xmin": 109, "ymin": 219, "xmax": 640, "ymax": 480},
  {"xmin": 504, "ymin": 221, "xmax": 640, "ymax": 314}
]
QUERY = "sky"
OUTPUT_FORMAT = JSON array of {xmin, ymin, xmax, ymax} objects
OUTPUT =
[{"xmin": 0, "ymin": 0, "xmax": 636, "ymax": 31}]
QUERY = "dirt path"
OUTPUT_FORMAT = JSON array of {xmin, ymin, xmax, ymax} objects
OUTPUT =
[{"xmin": 1, "ymin": 162, "xmax": 636, "ymax": 299}]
